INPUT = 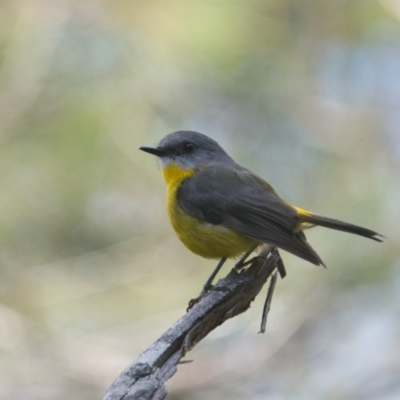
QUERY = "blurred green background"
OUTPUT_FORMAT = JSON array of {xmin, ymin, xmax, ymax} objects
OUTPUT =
[{"xmin": 0, "ymin": 0, "xmax": 399, "ymax": 399}]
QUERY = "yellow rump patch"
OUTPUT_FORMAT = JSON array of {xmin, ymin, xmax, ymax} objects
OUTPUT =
[
  {"xmin": 292, "ymin": 206, "xmax": 315, "ymax": 231},
  {"xmin": 293, "ymin": 206, "xmax": 312, "ymax": 217}
]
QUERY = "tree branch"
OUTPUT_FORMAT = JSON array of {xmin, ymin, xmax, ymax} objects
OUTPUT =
[{"xmin": 103, "ymin": 247, "xmax": 281, "ymax": 400}]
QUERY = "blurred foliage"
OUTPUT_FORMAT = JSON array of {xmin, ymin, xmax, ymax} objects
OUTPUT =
[{"xmin": 0, "ymin": 0, "xmax": 399, "ymax": 399}]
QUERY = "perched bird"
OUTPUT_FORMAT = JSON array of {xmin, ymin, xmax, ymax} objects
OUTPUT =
[{"xmin": 140, "ymin": 131, "xmax": 382, "ymax": 290}]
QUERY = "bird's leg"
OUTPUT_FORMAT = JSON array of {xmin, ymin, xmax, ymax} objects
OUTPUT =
[
  {"xmin": 201, "ymin": 256, "xmax": 227, "ymax": 294},
  {"xmin": 234, "ymin": 245, "xmax": 286, "ymax": 278},
  {"xmin": 234, "ymin": 244, "xmax": 260, "ymax": 272},
  {"xmin": 187, "ymin": 257, "xmax": 227, "ymax": 311}
]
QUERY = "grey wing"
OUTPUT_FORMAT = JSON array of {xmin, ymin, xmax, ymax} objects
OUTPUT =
[{"xmin": 177, "ymin": 165, "xmax": 324, "ymax": 266}]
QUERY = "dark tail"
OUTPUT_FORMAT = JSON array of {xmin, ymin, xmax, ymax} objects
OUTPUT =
[{"xmin": 298, "ymin": 213, "xmax": 384, "ymax": 242}]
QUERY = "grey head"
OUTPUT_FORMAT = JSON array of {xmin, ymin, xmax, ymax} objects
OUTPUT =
[{"xmin": 140, "ymin": 131, "xmax": 234, "ymax": 170}]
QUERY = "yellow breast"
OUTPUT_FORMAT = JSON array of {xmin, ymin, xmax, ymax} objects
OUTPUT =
[{"xmin": 162, "ymin": 163, "xmax": 257, "ymax": 259}]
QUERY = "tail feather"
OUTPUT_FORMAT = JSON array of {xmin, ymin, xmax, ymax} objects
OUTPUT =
[
  {"xmin": 298, "ymin": 213, "xmax": 384, "ymax": 242},
  {"xmin": 295, "ymin": 230, "xmax": 327, "ymax": 268}
]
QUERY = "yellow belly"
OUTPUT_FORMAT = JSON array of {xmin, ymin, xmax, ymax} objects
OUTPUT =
[
  {"xmin": 168, "ymin": 200, "xmax": 257, "ymax": 259},
  {"xmin": 162, "ymin": 164, "xmax": 257, "ymax": 259}
]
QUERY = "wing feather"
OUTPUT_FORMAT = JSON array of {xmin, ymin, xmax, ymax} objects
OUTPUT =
[{"xmin": 178, "ymin": 165, "xmax": 324, "ymax": 266}]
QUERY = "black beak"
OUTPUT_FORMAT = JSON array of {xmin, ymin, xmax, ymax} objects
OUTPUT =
[{"xmin": 139, "ymin": 146, "xmax": 171, "ymax": 157}]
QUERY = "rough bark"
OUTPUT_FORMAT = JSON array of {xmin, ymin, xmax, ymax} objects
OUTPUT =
[{"xmin": 103, "ymin": 247, "xmax": 281, "ymax": 400}]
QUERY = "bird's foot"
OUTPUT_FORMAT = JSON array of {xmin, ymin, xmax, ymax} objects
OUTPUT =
[
  {"xmin": 234, "ymin": 255, "xmax": 267, "ymax": 272},
  {"xmin": 187, "ymin": 284, "xmax": 212, "ymax": 311}
]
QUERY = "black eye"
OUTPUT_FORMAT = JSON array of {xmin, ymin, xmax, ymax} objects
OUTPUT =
[{"xmin": 183, "ymin": 143, "xmax": 194, "ymax": 153}]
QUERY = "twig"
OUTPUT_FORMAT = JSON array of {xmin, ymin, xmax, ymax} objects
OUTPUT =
[
  {"xmin": 103, "ymin": 247, "xmax": 281, "ymax": 400},
  {"xmin": 259, "ymin": 271, "xmax": 278, "ymax": 334}
]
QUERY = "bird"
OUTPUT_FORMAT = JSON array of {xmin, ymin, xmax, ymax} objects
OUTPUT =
[{"xmin": 140, "ymin": 131, "xmax": 383, "ymax": 297}]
